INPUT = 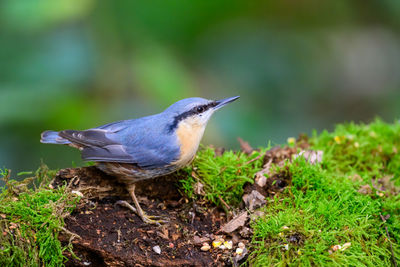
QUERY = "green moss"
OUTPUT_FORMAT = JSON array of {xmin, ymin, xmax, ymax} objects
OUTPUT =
[
  {"xmin": 0, "ymin": 165, "xmax": 80, "ymax": 267},
  {"xmin": 248, "ymin": 119, "xmax": 400, "ymax": 266},
  {"xmin": 181, "ymin": 146, "xmax": 266, "ymax": 208},
  {"xmin": 310, "ymin": 118, "xmax": 400, "ymax": 183}
]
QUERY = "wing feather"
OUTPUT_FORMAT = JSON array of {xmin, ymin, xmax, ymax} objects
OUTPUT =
[
  {"xmin": 59, "ymin": 130, "xmax": 117, "ymax": 147},
  {"xmin": 58, "ymin": 116, "xmax": 180, "ymax": 169}
]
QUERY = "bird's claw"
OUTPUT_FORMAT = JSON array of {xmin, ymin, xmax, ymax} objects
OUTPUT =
[
  {"xmin": 141, "ymin": 214, "xmax": 169, "ymax": 226},
  {"xmin": 116, "ymin": 200, "xmax": 168, "ymax": 225}
]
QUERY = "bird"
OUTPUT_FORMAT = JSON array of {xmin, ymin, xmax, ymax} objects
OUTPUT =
[{"xmin": 40, "ymin": 96, "xmax": 239, "ymax": 224}]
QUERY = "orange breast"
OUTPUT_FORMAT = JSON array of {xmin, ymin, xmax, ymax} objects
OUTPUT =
[{"xmin": 174, "ymin": 121, "xmax": 205, "ymax": 166}]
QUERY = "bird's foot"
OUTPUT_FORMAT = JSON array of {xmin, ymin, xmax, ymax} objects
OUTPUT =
[
  {"xmin": 116, "ymin": 200, "xmax": 168, "ymax": 226},
  {"xmin": 141, "ymin": 213, "xmax": 169, "ymax": 226}
]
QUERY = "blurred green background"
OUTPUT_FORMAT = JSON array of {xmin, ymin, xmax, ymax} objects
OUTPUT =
[{"xmin": 1, "ymin": 1, "xmax": 400, "ymax": 174}]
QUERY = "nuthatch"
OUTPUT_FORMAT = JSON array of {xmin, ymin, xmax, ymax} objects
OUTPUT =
[{"xmin": 41, "ymin": 96, "xmax": 239, "ymax": 224}]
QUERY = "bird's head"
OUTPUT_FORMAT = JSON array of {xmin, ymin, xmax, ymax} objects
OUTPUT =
[{"xmin": 165, "ymin": 96, "xmax": 240, "ymax": 132}]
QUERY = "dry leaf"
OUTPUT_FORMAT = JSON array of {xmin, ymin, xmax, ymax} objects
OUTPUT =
[
  {"xmin": 255, "ymin": 175, "xmax": 267, "ymax": 187},
  {"xmin": 221, "ymin": 211, "xmax": 248, "ymax": 233},
  {"xmin": 242, "ymin": 190, "xmax": 266, "ymax": 211}
]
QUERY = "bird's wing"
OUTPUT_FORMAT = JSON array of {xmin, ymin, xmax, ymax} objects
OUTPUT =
[
  {"xmin": 59, "ymin": 118, "xmax": 180, "ymax": 168},
  {"xmin": 58, "ymin": 127, "xmax": 135, "ymax": 163}
]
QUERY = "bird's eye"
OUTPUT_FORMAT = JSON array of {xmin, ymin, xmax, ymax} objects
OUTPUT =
[{"xmin": 196, "ymin": 106, "xmax": 205, "ymax": 113}]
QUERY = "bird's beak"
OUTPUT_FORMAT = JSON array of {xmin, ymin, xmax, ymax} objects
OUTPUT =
[{"xmin": 214, "ymin": 96, "xmax": 240, "ymax": 110}]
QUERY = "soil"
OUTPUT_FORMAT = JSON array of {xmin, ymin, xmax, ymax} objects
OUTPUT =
[{"xmin": 54, "ymin": 142, "xmax": 305, "ymax": 266}]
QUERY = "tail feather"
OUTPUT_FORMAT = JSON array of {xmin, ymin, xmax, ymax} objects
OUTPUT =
[{"xmin": 40, "ymin": 130, "xmax": 71, "ymax": 145}]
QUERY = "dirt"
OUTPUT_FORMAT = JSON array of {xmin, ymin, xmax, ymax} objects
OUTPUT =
[
  {"xmin": 63, "ymin": 199, "xmax": 217, "ymax": 266},
  {"xmin": 55, "ymin": 140, "xmax": 308, "ymax": 266}
]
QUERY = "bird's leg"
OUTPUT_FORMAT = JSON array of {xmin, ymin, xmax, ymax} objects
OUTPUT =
[{"xmin": 117, "ymin": 184, "xmax": 168, "ymax": 225}]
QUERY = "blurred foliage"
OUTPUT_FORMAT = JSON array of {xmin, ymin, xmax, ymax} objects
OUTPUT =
[{"xmin": 1, "ymin": 1, "xmax": 400, "ymax": 174}]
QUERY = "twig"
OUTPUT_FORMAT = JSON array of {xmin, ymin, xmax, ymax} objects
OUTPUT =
[
  {"xmin": 61, "ymin": 226, "xmax": 81, "ymax": 243},
  {"xmin": 244, "ymin": 154, "xmax": 263, "ymax": 165},
  {"xmin": 218, "ymin": 195, "xmax": 232, "ymax": 215},
  {"xmin": 380, "ymin": 213, "xmax": 397, "ymax": 267}
]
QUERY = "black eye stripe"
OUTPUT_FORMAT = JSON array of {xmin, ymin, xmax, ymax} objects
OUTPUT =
[
  {"xmin": 167, "ymin": 101, "xmax": 218, "ymax": 132},
  {"xmin": 193, "ymin": 102, "xmax": 217, "ymax": 114}
]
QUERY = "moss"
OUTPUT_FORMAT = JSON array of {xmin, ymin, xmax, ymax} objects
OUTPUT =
[
  {"xmin": 310, "ymin": 118, "xmax": 400, "ymax": 183},
  {"xmin": 0, "ymin": 165, "xmax": 80, "ymax": 267},
  {"xmin": 247, "ymin": 119, "xmax": 400, "ymax": 266},
  {"xmin": 181, "ymin": 146, "xmax": 266, "ymax": 207}
]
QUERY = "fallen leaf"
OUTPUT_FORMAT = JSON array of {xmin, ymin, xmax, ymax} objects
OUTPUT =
[
  {"xmin": 255, "ymin": 175, "xmax": 267, "ymax": 187},
  {"xmin": 221, "ymin": 211, "xmax": 248, "ymax": 233},
  {"xmin": 242, "ymin": 190, "xmax": 266, "ymax": 211}
]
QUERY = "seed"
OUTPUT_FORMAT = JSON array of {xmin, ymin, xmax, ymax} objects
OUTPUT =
[{"xmin": 201, "ymin": 243, "xmax": 211, "ymax": 251}]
